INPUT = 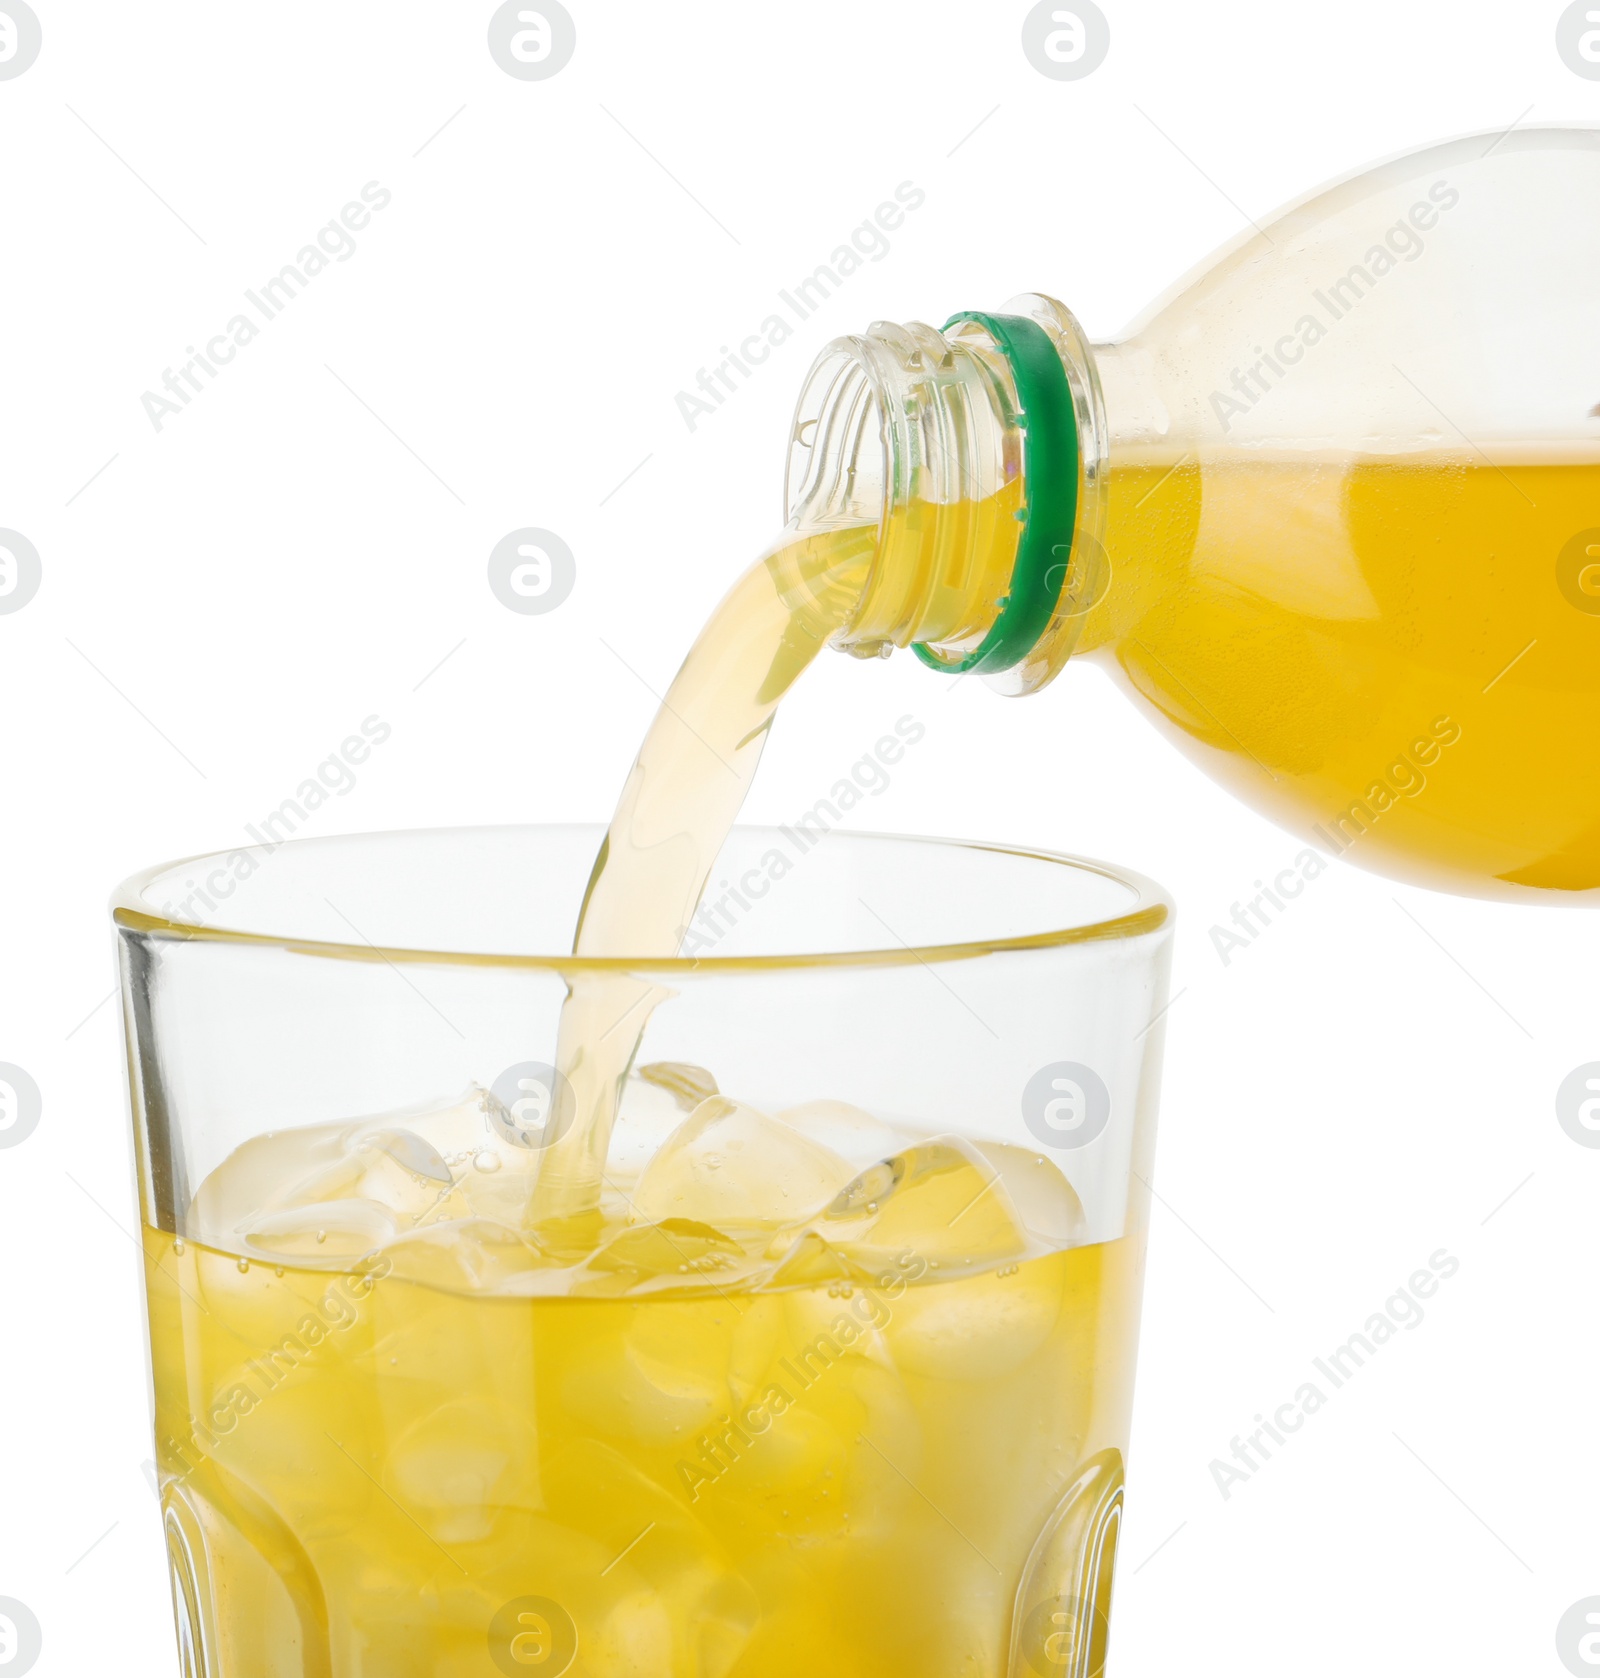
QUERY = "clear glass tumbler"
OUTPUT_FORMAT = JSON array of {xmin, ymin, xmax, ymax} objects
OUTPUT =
[{"xmin": 115, "ymin": 825, "xmax": 1173, "ymax": 1678}]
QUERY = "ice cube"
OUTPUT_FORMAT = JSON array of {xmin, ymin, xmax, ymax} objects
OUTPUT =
[
  {"xmin": 385, "ymin": 1396, "xmax": 533, "ymax": 1544},
  {"xmin": 243, "ymin": 1125, "xmax": 463, "ymax": 1238},
  {"xmin": 579, "ymin": 1217, "xmax": 749, "ymax": 1295},
  {"xmin": 766, "ymin": 1230, "xmax": 855, "ymax": 1289},
  {"xmin": 370, "ymin": 1084, "xmax": 511, "ymax": 1158},
  {"xmin": 727, "ymin": 1294, "xmax": 784, "ymax": 1408},
  {"xmin": 782, "ymin": 1276, "xmax": 895, "ymax": 1373},
  {"xmin": 188, "ymin": 1120, "xmax": 353, "ymax": 1252},
  {"xmin": 186, "ymin": 1233, "xmax": 335, "ymax": 1351},
  {"xmin": 607, "ymin": 1068, "xmax": 719, "ymax": 1191},
  {"xmin": 715, "ymin": 1296, "xmax": 917, "ymax": 1542},
  {"xmin": 561, "ymin": 1305, "xmax": 733, "ymax": 1447},
  {"xmin": 241, "ymin": 1198, "xmax": 398, "ymax": 1259},
  {"xmin": 715, "ymin": 1392, "xmax": 851, "ymax": 1512},
  {"xmin": 777, "ymin": 1099, "xmax": 916, "ymax": 1170},
  {"xmin": 972, "ymin": 1141, "xmax": 1088, "ymax": 1249},
  {"xmin": 380, "ymin": 1218, "xmax": 547, "ymax": 1293},
  {"xmin": 884, "ymin": 1257, "xmax": 1064, "ymax": 1380},
  {"xmin": 632, "ymin": 1097, "xmax": 853, "ymax": 1232},
  {"xmin": 821, "ymin": 1136, "xmax": 1029, "ymax": 1272},
  {"xmin": 350, "ymin": 1127, "xmax": 459, "ymax": 1216},
  {"xmin": 540, "ymin": 1439, "xmax": 759, "ymax": 1676},
  {"xmin": 588, "ymin": 1594, "xmax": 676, "ymax": 1678},
  {"xmin": 639, "ymin": 1061, "xmax": 720, "ymax": 1110},
  {"xmin": 189, "ymin": 1095, "xmax": 520, "ymax": 1264},
  {"xmin": 369, "ymin": 1127, "xmax": 454, "ymax": 1184}
]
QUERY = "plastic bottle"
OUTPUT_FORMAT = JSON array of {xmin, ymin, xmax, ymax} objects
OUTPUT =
[{"xmin": 784, "ymin": 127, "xmax": 1600, "ymax": 901}]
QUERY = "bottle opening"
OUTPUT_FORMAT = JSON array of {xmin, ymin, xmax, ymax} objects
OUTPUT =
[{"xmin": 784, "ymin": 293, "xmax": 1112, "ymax": 695}]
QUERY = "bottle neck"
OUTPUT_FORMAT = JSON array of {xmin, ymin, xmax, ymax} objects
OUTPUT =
[{"xmin": 785, "ymin": 294, "xmax": 1120, "ymax": 695}]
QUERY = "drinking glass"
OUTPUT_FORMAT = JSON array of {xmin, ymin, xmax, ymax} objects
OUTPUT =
[{"xmin": 115, "ymin": 825, "xmax": 1173, "ymax": 1678}]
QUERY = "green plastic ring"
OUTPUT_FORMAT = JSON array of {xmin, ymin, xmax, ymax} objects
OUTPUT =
[{"xmin": 913, "ymin": 311, "xmax": 1079, "ymax": 676}]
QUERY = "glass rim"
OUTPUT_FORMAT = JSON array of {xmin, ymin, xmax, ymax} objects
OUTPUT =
[{"xmin": 111, "ymin": 823, "xmax": 1173, "ymax": 974}]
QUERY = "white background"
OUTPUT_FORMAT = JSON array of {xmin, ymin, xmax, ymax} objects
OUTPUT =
[{"xmin": 2, "ymin": 3, "xmax": 1597, "ymax": 1674}]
